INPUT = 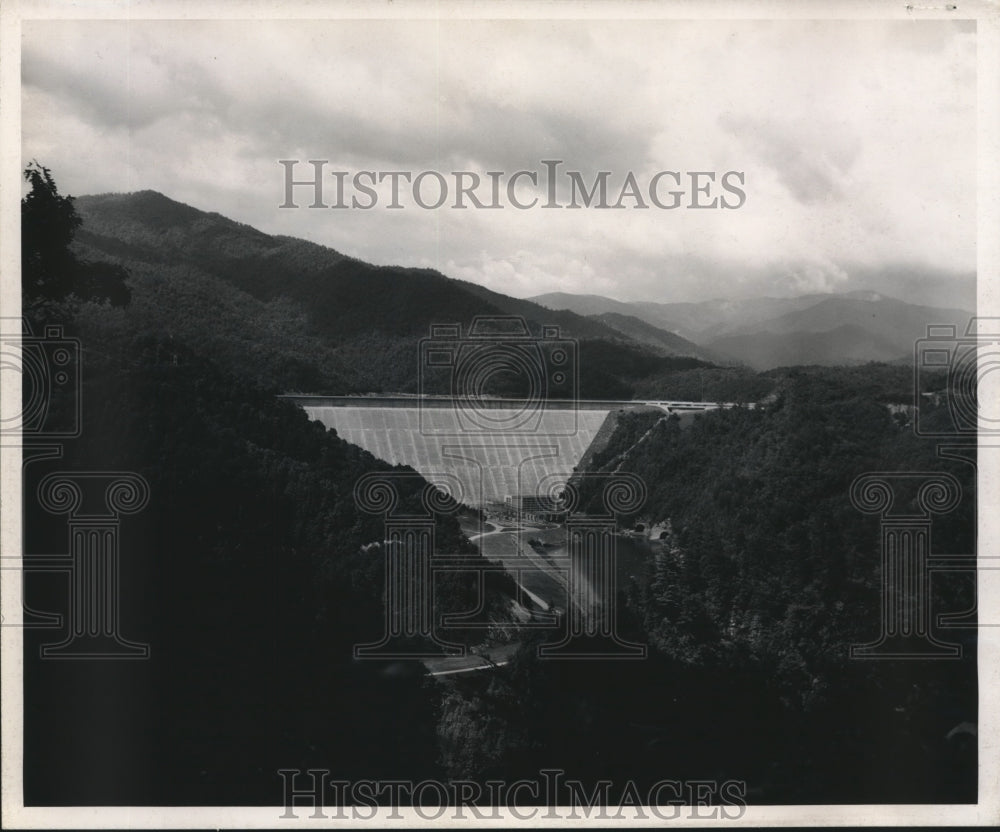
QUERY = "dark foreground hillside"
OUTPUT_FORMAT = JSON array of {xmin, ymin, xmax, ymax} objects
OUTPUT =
[
  {"xmin": 22, "ymin": 320, "xmax": 497, "ymax": 803},
  {"xmin": 22, "ymin": 172, "xmax": 505, "ymax": 803}
]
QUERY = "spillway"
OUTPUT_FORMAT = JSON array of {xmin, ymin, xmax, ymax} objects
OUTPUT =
[{"xmin": 300, "ymin": 403, "xmax": 613, "ymax": 506}]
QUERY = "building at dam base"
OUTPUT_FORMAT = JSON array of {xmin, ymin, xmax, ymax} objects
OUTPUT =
[{"xmin": 300, "ymin": 403, "xmax": 614, "ymax": 506}]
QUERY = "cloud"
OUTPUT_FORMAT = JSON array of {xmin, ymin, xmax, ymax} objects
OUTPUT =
[
  {"xmin": 20, "ymin": 17, "xmax": 977, "ymax": 307},
  {"xmin": 719, "ymin": 114, "xmax": 861, "ymax": 204}
]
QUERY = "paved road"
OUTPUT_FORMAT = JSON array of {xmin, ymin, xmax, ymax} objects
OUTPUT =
[
  {"xmin": 479, "ymin": 528, "xmax": 566, "ymax": 607},
  {"xmin": 421, "ymin": 520, "xmax": 558, "ymax": 677},
  {"xmin": 423, "ymin": 642, "xmax": 521, "ymax": 676}
]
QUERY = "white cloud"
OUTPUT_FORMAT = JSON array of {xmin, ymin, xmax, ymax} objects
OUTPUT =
[{"xmin": 21, "ymin": 17, "xmax": 977, "ymax": 306}]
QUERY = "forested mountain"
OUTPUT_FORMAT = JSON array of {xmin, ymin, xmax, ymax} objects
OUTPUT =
[
  {"xmin": 22, "ymin": 173, "xmax": 511, "ymax": 804},
  {"xmin": 707, "ymin": 323, "xmax": 906, "ymax": 370},
  {"xmin": 72, "ymin": 191, "xmax": 701, "ymax": 396},
  {"xmin": 532, "ymin": 290, "xmax": 825, "ymax": 340},
  {"xmin": 703, "ymin": 295, "xmax": 971, "ymax": 370},
  {"xmin": 433, "ymin": 369, "xmax": 976, "ymax": 802},
  {"xmin": 530, "ymin": 291, "xmax": 643, "ymax": 318},
  {"xmin": 722, "ymin": 293, "xmax": 970, "ymax": 342},
  {"xmin": 72, "ymin": 190, "xmax": 971, "ymax": 384},
  {"xmin": 22, "ymin": 173, "xmax": 976, "ymax": 807},
  {"xmin": 588, "ymin": 311, "xmax": 717, "ymax": 361}
]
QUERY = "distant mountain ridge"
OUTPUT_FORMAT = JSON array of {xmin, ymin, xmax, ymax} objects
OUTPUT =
[
  {"xmin": 531, "ymin": 288, "xmax": 973, "ymax": 370},
  {"xmin": 587, "ymin": 312, "xmax": 717, "ymax": 362},
  {"xmin": 72, "ymin": 190, "xmax": 971, "ymax": 378},
  {"xmin": 709, "ymin": 324, "xmax": 906, "ymax": 369},
  {"xmin": 531, "ymin": 291, "xmax": 826, "ymax": 341}
]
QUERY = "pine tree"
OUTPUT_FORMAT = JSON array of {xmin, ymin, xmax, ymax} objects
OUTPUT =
[{"xmin": 22, "ymin": 162, "xmax": 131, "ymax": 308}]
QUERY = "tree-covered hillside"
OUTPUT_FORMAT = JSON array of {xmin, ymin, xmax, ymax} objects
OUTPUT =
[
  {"xmin": 432, "ymin": 368, "xmax": 976, "ymax": 803},
  {"xmin": 20, "ymin": 170, "xmax": 976, "ymax": 807},
  {"xmin": 70, "ymin": 190, "xmax": 713, "ymax": 397},
  {"xmin": 21, "ymin": 170, "xmax": 507, "ymax": 804}
]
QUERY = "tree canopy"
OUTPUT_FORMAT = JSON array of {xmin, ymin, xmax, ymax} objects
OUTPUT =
[{"xmin": 22, "ymin": 162, "xmax": 131, "ymax": 308}]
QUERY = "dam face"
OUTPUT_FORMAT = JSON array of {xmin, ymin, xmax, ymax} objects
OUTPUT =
[{"xmin": 298, "ymin": 400, "xmax": 614, "ymax": 506}]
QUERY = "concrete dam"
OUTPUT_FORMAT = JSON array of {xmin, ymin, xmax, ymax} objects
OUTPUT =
[{"xmin": 284, "ymin": 396, "xmax": 728, "ymax": 507}]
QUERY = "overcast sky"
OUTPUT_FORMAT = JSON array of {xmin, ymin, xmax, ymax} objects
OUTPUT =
[{"xmin": 21, "ymin": 17, "xmax": 977, "ymax": 307}]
